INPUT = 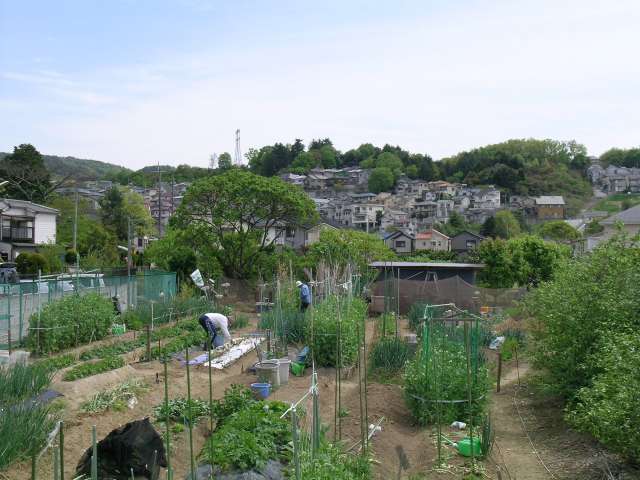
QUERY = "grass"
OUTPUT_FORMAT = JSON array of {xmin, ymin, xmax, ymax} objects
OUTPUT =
[
  {"xmin": 81, "ymin": 378, "xmax": 149, "ymax": 413},
  {"xmin": 63, "ymin": 356, "xmax": 125, "ymax": 381},
  {"xmin": 370, "ymin": 337, "xmax": 410, "ymax": 375},
  {"xmin": 0, "ymin": 362, "xmax": 52, "ymax": 404},
  {"xmin": 593, "ymin": 193, "xmax": 640, "ymax": 214}
]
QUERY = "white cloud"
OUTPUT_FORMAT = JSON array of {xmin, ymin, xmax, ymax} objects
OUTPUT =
[{"xmin": 1, "ymin": 0, "xmax": 639, "ymax": 167}]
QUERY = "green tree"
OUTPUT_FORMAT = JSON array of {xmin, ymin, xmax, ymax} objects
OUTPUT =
[
  {"xmin": 584, "ymin": 220, "xmax": 604, "ymax": 235},
  {"xmin": 218, "ymin": 152, "xmax": 233, "ymax": 170},
  {"xmin": 173, "ymin": 170, "xmax": 317, "ymax": 278},
  {"xmin": 480, "ymin": 216, "xmax": 496, "ymax": 237},
  {"xmin": 493, "ymin": 210, "xmax": 521, "ymax": 239},
  {"xmin": 538, "ymin": 220, "xmax": 580, "ymax": 241},
  {"xmin": 99, "ymin": 187, "xmax": 127, "ymax": 239},
  {"xmin": 121, "ymin": 189, "xmax": 155, "ymax": 236},
  {"xmin": 0, "ymin": 144, "xmax": 63, "ymax": 203},
  {"xmin": 374, "ymin": 152, "xmax": 404, "ymax": 180},
  {"xmin": 368, "ymin": 167, "xmax": 394, "ymax": 193}
]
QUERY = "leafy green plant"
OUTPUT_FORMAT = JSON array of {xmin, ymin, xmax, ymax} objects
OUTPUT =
[
  {"xmin": 260, "ymin": 306, "xmax": 306, "ymax": 344},
  {"xmin": 212, "ymin": 384, "xmax": 254, "ymax": 427},
  {"xmin": 377, "ymin": 312, "xmax": 396, "ymax": 337},
  {"xmin": 81, "ymin": 378, "xmax": 148, "ymax": 414},
  {"xmin": 404, "ymin": 339, "xmax": 490, "ymax": 425},
  {"xmin": 407, "ymin": 303, "xmax": 428, "ymax": 332},
  {"xmin": 28, "ymin": 292, "xmax": 115, "ymax": 354},
  {"xmin": 500, "ymin": 337, "xmax": 519, "ymax": 361},
  {"xmin": 369, "ymin": 337, "xmax": 410, "ymax": 374},
  {"xmin": 154, "ymin": 397, "xmax": 211, "ymax": 425},
  {"xmin": 34, "ymin": 353, "xmax": 77, "ymax": 373},
  {"xmin": 199, "ymin": 401, "xmax": 290, "ymax": 472},
  {"xmin": 0, "ymin": 362, "xmax": 52, "ymax": 404},
  {"xmin": 297, "ymin": 442, "xmax": 371, "ymax": 480},
  {"xmin": 63, "ymin": 356, "xmax": 125, "ymax": 381},
  {"xmin": 306, "ymin": 296, "xmax": 366, "ymax": 367}
]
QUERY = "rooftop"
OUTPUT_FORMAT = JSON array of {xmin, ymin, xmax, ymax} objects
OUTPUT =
[
  {"xmin": 370, "ymin": 261, "xmax": 484, "ymax": 269},
  {"xmin": 535, "ymin": 196, "xmax": 565, "ymax": 206},
  {"xmin": 0, "ymin": 198, "xmax": 59, "ymax": 214},
  {"xmin": 601, "ymin": 204, "xmax": 640, "ymax": 225}
]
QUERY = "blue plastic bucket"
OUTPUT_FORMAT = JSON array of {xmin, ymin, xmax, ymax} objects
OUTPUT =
[{"xmin": 250, "ymin": 382, "xmax": 271, "ymax": 399}]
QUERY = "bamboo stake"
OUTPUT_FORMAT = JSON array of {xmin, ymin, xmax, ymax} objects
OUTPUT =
[
  {"xmin": 291, "ymin": 408, "xmax": 301, "ymax": 480},
  {"xmin": 465, "ymin": 320, "xmax": 475, "ymax": 471},
  {"xmin": 53, "ymin": 446, "xmax": 59, "ymax": 480},
  {"xmin": 185, "ymin": 347, "xmax": 196, "ymax": 479},
  {"xmin": 208, "ymin": 344, "xmax": 214, "ymax": 435},
  {"xmin": 31, "ymin": 453, "xmax": 36, "ymax": 480},
  {"xmin": 163, "ymin": 355, "xmax": 172, "ymax": 480},
  {"xmin": 59, "ymin": 421, "xmax": 64, "ymax": 480}
]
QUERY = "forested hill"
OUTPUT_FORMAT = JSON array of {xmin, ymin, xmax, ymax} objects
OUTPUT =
[
  {"xmin": 0, "ymin": 152, "xmax": 131, "ymax": 180},
  {"xmin": 246, "ymin": 137, "xmax": 594, "ymax": 211}
]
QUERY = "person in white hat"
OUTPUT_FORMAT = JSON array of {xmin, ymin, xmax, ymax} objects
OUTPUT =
[{"xmin": 296, "ymin": 280, "xmax": 311, "ymax": 312}]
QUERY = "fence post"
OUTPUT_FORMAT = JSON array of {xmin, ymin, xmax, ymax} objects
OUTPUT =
[
  {"xmin": 145, "ymin": 325, "xmax": 151, "ymax": 362},
  {"xmin": 19, "ymin": 285, "xmax": 23, "ymax": 345},
  {"xmin": 291, "ymin": 408, "xmax": 301, "ymax": 480},
  {"xmin": 53, "ymin": 446, "xmax": 59, "ymax": 480}
]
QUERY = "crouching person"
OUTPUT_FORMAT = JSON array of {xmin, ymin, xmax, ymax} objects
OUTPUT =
[{"xmin": 198, "ymin": 312, "xmax": 231, "ymax": 350}]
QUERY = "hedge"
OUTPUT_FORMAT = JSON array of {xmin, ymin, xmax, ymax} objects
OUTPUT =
[{"xmin": 28, "ymin": 293, "xmax": 115, "ymax": 354}]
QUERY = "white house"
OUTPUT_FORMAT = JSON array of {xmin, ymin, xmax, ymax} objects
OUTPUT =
[
  {"xmin": 0, "ymin": 199, "xmax": 58, "ymax": 261},
  {"xmin": 415, "ymin": 229, "xmax": 450, "ymax": 252}
]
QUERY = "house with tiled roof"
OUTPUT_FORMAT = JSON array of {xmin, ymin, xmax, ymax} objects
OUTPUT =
[{"xmin": 415, "ymin": 229, "xmax": 450, "ymax": 252}]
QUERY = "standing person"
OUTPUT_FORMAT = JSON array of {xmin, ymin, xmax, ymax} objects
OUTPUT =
[
  {"xmin": 296, "ymin": 280, "xmax": 311, "ymax": 312},
  {"xmin": 198, "ymin": 312, "xmax": 232, "ymax": 350}
]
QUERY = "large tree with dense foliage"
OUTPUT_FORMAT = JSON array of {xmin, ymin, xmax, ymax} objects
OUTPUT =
[
  {"xmin": 538, "ymin": 220, "xmax": 580, "ymax": 241},
  {"xmin": 173, "ymin": 170, "xmax": 317, "ymax": 278},
  {"xmin": 599, "ymin": 147, "xmax": 640, "ymax": 168},
  {"xmin": 99, "ymin": 187, "xmax": 154, "ymax": 240},
  {"xmin": 524, "ymin": 236, "xmax": 640, "ymax": 461},
  {"xmin": 368, "ymin": 167, "xmax": 394, "ymax": 193},
  {"xmin": 0, "ymin": 144, "xmax": 65, "ymax": 203},
  {"xmin": 477, "ymin": 235, "xmax": 569, "ymax": 288}
]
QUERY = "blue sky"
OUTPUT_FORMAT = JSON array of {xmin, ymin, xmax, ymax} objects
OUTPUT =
[{"xmin": 1, "ymin": 0, "xmax": 639, "ymax": 169}]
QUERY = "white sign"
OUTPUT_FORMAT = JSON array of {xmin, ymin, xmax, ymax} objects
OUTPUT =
[{"xmin": 190, "ymin": 269, "xmax": 204, "ymax": 288}]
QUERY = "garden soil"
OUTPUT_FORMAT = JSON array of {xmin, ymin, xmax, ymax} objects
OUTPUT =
[{"xmin": 8, "ymin": 309, "xmax": 493, "ymax": 480}]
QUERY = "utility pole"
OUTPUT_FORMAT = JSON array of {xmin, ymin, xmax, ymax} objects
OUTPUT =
[
  {"xmin": 155, "ymin": 163, "xmax": 167, "ymax": 237},
  {"xmin": 127, "ymin": 218, "xmax": 132, "ymax": 276},
  {"xmin": 73, "ymin": 186, "xmax": 78, "ymax": 252}
]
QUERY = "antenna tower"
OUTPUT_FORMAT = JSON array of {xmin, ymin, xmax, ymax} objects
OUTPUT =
[
  {"xmin": 234, "ymin": 129, "xmax": 242, "ymax": 165},
  {"xmin": 209, "ymin": 153, "xmax": 218, "ymax": 169}
]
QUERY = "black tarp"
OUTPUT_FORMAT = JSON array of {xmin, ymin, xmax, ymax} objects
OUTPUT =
[{"xmin": 75, "ymin": 418, "xmax": 167, "ymax": 480}]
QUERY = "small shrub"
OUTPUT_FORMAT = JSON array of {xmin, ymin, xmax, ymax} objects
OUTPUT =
[
  {"xmin": 212, "ymin": 384, "xmax": 254, "ymax": 427},
  {"xmin": 500, "ymin": 337, "xmax": 519, "ymax": 361},
  {"xmin": 63, "ymin": 356, "xmax": 125, "ymax": 381},
  {"xmin": 28, "ymin": 292, "xmax": 115, "ymax": 354},
  {"xmin": 16, "ymin": 252, "xmax": 47, "ymax": 275},
  {"xmin": 370, "ymin": 337, "xmax": 409, "ymax": 374},
  {"xmin": 306, "ymin": 296, "xmax": 366, "ymax": 367},
  {"xmin": 154, "ymin": 397, "xmax": 211, "ymax": 425},
  {"xmin": 65, "ymin": 249, "xmax": 78, "ymax": 265}
]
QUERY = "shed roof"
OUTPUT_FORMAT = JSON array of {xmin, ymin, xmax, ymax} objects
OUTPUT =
[
  {"xmin": 535, "ymin": 196, "xmax": 565, "ymax": 206},
  {"xmin": 369, "ymin": 261, "xmax": 484, "ymax": 269}
]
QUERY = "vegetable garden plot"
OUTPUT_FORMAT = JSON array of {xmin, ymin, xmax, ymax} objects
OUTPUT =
[{"xmin": 404, "ymin": 303, "xmax": 490, "ymax": 467}]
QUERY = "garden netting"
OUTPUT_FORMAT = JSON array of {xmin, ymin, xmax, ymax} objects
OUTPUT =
[{"xmin": 0, "ymin": 269, "xmax": 176, "ymax": 349}]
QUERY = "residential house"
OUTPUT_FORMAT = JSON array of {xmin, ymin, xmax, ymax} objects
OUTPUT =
[
  {"xmin": 471, "ymin": 186, "xmax": 501, "ymax": 209},
  {"xmin": 600, "ymin": 204, "xmax": 640, "ymax": 239},
  {"xmin": 351, "ymin": 203, "xmax": 384, "ymax": 231},
  {"xmin": 384, "ymin": 230, "xmax": 414, "ymax": 254},
  {"xmin": 284, "ymin": 222, "xmax": 338, "ymax": 249},
  {"xmin": 451, "ymin": 231, "xmax": 485, "ymax": 253},
  {"xmin": 280, "ymin": 173, "xmax": 306, "ymax": 186},
  {"xmin": 534, "ymin": 196, "xmax": 566, "ymax": 220},
  {"xmin": 0, "ymin": 199, "xmax": 58, "ymax": 261},
  {"xmin": 415, "ymin": 229, "xmax": 450, "ymax": 252}
]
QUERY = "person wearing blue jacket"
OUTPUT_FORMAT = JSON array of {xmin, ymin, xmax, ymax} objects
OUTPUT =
[{"xmin": 296, "ymin": 280, "xmax": 311, "ymax": 312}]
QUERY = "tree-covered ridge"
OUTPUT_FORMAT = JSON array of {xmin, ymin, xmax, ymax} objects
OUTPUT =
[{"xmin": 0, "ymin": 151, "xmax": 131, "ymax": 181}]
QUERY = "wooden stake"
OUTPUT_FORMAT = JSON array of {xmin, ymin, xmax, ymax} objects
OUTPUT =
[{"xmin": 497, "ymin": 351, "xmax": 502, "ymax": 393}]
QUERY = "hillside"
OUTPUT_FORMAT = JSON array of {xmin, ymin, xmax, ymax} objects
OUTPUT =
[{"xmin": 0, "ymin": 152, "xmax": 131, "ymax": 181}]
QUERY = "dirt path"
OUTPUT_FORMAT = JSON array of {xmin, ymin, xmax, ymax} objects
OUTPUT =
[{"xmin": 490, "ymin": 362, "xmax": 551, "ymax": 480}]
